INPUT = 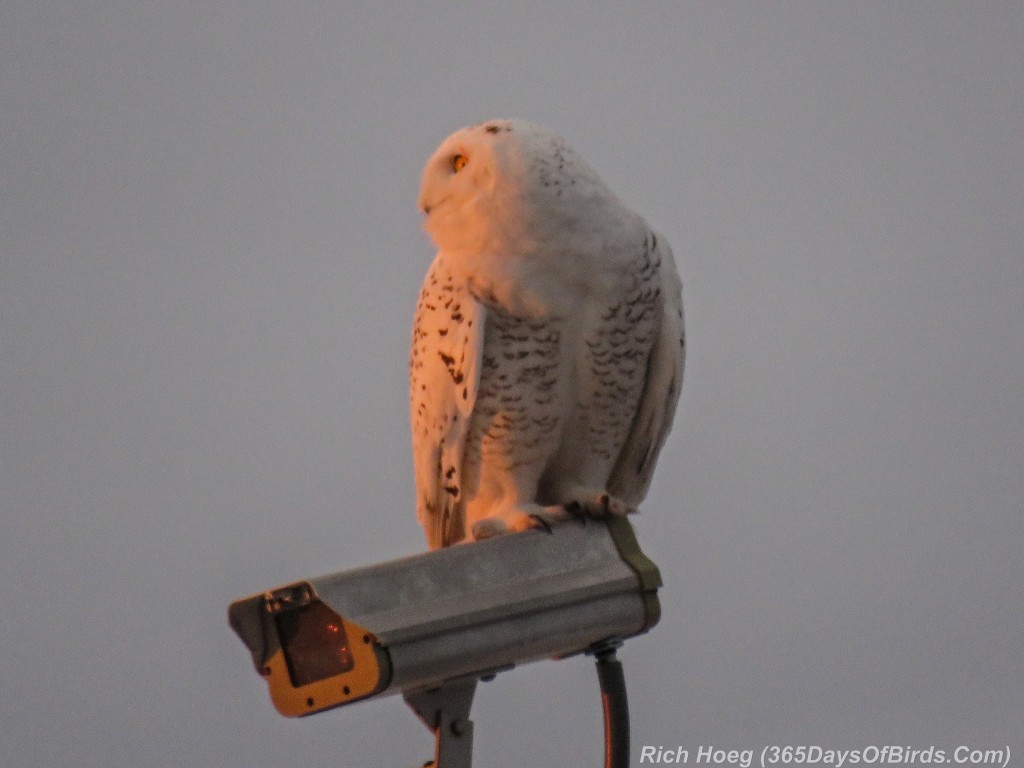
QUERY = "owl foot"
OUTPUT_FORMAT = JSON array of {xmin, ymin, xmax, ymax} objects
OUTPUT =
[
  {"xmin": 564, "ymin": 492, "xmax": 632, "ymax": 520},
  {"xmin": 471, "ymin": 510, "xmax": 553, "ymax": 541},
  {"xmin": 527, "ymin": 514, "xmax": 553, "ymax": 533}
]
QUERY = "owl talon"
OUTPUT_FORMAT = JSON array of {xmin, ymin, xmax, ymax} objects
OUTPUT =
[
  {"xmin": 527, "ymin": 514, "xmax": 553, "ymax": 534},
  {"xmin": 560, "ymin": 492, "xmax": 632, "ymax": 520},
  {"xmin": 564, "ymin": 501, "xmax": 587, "ymax": 522},
  {"xmin": 472, "ymin": 510, "xmax": 555, "ymax": 540}
]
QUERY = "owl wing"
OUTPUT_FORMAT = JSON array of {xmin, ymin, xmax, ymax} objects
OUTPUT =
[
  {"xmin": 608, "ymin": 232, "xmax": 685, "ymax": 507},
  {"xmin": 410, "ymin": 252, "xmax": 485, "ymax": 549}
]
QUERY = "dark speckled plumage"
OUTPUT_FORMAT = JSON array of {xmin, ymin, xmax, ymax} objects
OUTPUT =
[{"xmin": 412, "ymin": 120, "xmax": 684, "ymax": 548}]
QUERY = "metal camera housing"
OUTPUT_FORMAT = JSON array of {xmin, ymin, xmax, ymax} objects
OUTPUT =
[{"xmin": 228, "ymin": 517, "xmax": 661, "ymax": 718}]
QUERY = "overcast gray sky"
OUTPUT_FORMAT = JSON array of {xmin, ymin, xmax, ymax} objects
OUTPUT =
[{"xmin": 2, "ymin": 3, "xmax": 1022, "ymax": 767}]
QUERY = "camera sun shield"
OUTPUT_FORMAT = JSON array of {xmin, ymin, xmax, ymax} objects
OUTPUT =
[{"xmin": 228, "ymin": 517, "xmax": 660, "ymax": 717}]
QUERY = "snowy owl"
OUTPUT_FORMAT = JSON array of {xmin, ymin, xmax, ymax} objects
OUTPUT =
[{"xmin": 410, "ymin": 119, "xmax": 684, "ymax": 549}]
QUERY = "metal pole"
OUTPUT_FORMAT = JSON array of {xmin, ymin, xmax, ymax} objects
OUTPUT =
[{"xmin": 594, "ymin": 647, "xmax": 629, "ymax": 768}]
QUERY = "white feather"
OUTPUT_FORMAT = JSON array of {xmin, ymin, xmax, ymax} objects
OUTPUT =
[{"xmin": 411, "ymin": 119, "xmax": 684, "ymax": 548}]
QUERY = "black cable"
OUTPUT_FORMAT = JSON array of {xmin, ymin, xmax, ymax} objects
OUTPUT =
[{"xmin": 594, "ymin": 648, "xmax": 629, "ymax": 768}]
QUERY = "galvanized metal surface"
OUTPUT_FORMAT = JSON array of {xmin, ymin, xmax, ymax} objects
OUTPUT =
[
  {"xmin": 228, "ymin": 517, "xmax": 660, "ymax": 702},
  {"xmin": 309, "ymin": 518, "xmax": 637, "ymax": 639}
]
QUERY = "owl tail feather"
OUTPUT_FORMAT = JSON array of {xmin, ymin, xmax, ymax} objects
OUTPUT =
[{"xmin": 424, "ymin": 502, "xmax": 466, "ymax": 550}]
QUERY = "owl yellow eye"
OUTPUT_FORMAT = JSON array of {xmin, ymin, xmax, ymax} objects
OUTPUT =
[{"xmin": 450, "ymin": 154, "xmax": 468, "ymax": 173}]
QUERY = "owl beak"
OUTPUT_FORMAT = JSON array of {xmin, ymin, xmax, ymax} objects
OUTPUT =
[{"xmin": 419, "ymin": 194, "xmax": 450, "ymax": 216}]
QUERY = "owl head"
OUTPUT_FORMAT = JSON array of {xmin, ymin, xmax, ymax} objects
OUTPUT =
[{"xmin": 418, "ymin": 119, "xmax": 616, "ymax": 258}]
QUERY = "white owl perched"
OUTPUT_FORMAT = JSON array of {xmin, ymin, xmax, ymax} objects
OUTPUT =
[{"xmin": 410, "ymin": 119, "xmax": 684, "ymax": 549}]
